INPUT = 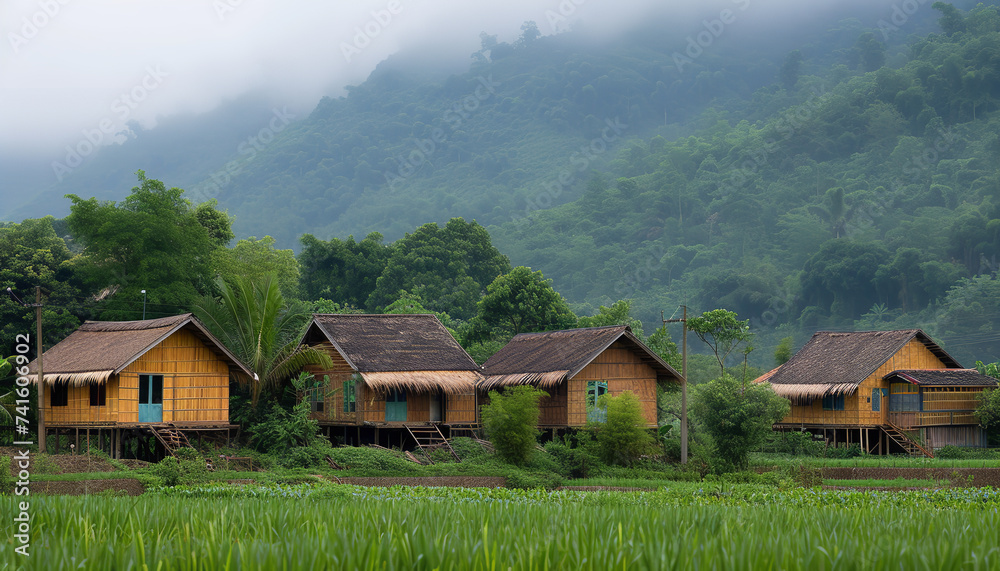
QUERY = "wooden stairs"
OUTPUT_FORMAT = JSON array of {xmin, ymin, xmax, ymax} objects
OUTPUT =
[
  {"xmin": 152, "ymin": 426, "xmax": 195, "ymax": 457},
  {"xmin": 881, "ymin": 422, "xmax": 934, "ymax": 458},
  {"xmin": 405, "ymin": 425, "xmax": 461, "ymax": 463}
]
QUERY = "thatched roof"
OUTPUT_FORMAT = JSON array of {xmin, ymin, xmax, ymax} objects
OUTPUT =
[
  {"xmin": 763, "ymin": 329, "xmax": 961, "ymax": 401},
  {"xmin": 480, "ymin": 325, "xmax": 681, "ymax": 389},
  {"xmin": 27, "ymin": 313, "xmax": 253, "ymax": 386},
  {"xmin": 302, "ymin": 314, "xmax": 481, "ymax": 393},
  {"xmin": 884, "ymin": 369, "xmax": 999, "ymax": 387}
]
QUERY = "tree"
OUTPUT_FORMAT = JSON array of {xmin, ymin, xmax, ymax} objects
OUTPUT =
[
  {"xmin": 298, "ymin": 232, "xmax": 391, "ymax": 308},
  {"xmin": 692, "ymin": 375, "xmax": 790, "ymax": 471},
  {"xmin": 687, "ymin": 309, "xmax": 753, "ymax": 377},
  {"xmin": 366, "ymin": 219, "xmax": 511, "ymax": 319},
  {"xmin": 933, "ymin": 2, "xmax": 967, "ymax": 35},
  {"xmin": 212, "ymin": 236, "xmax": 300, "ymax": 300},
  {"xmin": 774, "ymin": 336, "xmax": 794, "ymax": 366},
  {"xmin": 780, "ymin": 50, "xmax": 803, "ymax": 90},
  {"xmin": 0, "ymin": 217, "xmax": 83, "ymax": 348},
  {"xmin": 974, "ymin": 386, "xmax": 1000, "ymax": 441},
  {"xmin": 192, "ymin": 274, "xmax": 332, "ymax": 404},
  {"xmin": 468, "ymin": 267, "xmax": 576, "ymax": 342},
  {"xmin": 66, "ymin": 171, "xmax": 224, "ymax": 319},
  {"xmin": 481, "ymin": 386, "xmax": 546, "ymax": 465},
  {"xmin": 595, "ymin": 391, "xmax": 655, "ymax": 466}
]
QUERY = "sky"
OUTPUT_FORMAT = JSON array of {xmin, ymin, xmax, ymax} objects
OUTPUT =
[{"xmin": 0, "ymin": 0, "xmax": 905, "ymax": 158}]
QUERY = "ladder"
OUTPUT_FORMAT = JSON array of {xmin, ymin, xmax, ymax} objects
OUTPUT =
[
  {"xmin": 405, "ymin": 424, "xmax": 461, "ymax": 463},
  {"xmin": 881, "ymin": 422, "xmax": 934, "ymax": 458},
  {"xmin": 152, "ymin": 426, "xmax": 195, "ymax": 457}
]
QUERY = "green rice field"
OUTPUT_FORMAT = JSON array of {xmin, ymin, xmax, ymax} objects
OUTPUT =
[{"xmin": 4, "ymin": 484, "xmax": 1000, "ymax": 570}]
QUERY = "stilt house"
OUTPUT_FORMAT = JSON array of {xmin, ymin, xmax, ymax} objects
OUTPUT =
[
  {"xmin": 479, "ymin": 325, "xmax": 682, "ymax": 430},
  {"xmin": 28, "ymin": 313, "xmax": 253, "ymax": 458},
  {"xmin": 759, "ymin": 329, "xmax": 997, "ymax": 456},
  {"xmin": 298, "ymin": 314, "xmax": 482, "ymax": 448}
]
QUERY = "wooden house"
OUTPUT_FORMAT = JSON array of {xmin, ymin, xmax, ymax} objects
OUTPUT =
[
  {"xmin": 297, "ymin": 314, "xmax": 482, "ymax": 447},
  {"xmin": 28, "ymin": 313, "xmax": 253, "ymax": 459},
  {"xmin": 479, "ymin": 325, "xmax": 682, "ymax": 430},
  {"xmin": 759, "ymin": 329, "xmax": 997, "ymax": 456}
]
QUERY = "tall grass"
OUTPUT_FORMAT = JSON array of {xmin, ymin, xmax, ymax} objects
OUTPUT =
[{"xmin": 4, "ymin": 486, "xmax": 1000, "ymax": 570}]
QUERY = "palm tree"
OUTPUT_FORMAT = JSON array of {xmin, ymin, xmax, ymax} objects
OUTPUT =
[{"xmin": 193, "ymin": 274, "xmax": 332, "ymax": 404}]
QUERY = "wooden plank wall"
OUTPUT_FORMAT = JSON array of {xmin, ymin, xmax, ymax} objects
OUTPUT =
[
  {"xmin": 44, "ymin": 328, "xmax": 230, "ymax": 426},
  {"xmin": 567, "ymin": 341, "xmax": 658, "ymax": 427},
  {"xmin": 446, "ymin": 393, "xmax": 477, "ymax": 424},
  {"xmin": 303, "ymin": 342, "xmax": 356, "ymax": 423},
  {"xmin": 538, "ymin": 382, "xmax": 568, "ymax": 427},
  {"xmin": 925, "ymin": 425, "xmax": 988, "ymax": 448},
  {"xmin": 41, "ymin": 379, "xmax": 120, "ymax": 425},
  {"xmin": 781, "ymin": 338, "xmax": 948, "ymax": 426}
]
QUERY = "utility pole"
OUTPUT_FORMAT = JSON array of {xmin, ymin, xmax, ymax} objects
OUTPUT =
[{"xmin": 663, "ymin": 306, "xmax": 688, "ymax": 463}]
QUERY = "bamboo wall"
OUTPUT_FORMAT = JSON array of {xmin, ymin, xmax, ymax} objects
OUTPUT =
[
  {"xmin": 537, "ymin": 382, "xmax": 568, "ymax": 427},
  {"xmin": 42, "ymin": 328, "xmax": 230, "ymax": 426},
  {"xmin": 446, "ymin": 393, "xmax": 478, "ymax": 424},
  {"xmin": 924, "ymin": 425, "xmax": 988, "ymax": 448},
  {"xmin": 780, "ymin": 338, "xmax": 947, "ymax": 426},
  {"xmin": 304, "ymin": 341, "xmax": 476, "ymax": 424},
  {"xmin": 566, "ymin": 341, "xmax": 658, "ymax": 427}
]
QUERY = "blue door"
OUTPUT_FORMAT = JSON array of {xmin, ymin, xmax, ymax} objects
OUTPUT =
[
  {"xmin": 138, "ymin": 374, "xmax": 163, "ymax": 423},
  {"xmin": 385, "ymin": 389, "xmax": 407, "ymax": 422}
]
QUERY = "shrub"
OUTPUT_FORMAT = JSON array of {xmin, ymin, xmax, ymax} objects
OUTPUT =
[
  {"xmin": 825, "ymin": 443, "xmax": 863, "ymax": 459},
  {"xmin": 692, "ymin": 374, "xmax": 790, "ymax": 471},
  {"xmin": 280, "ymin": 438, "xmax": 336, "ymax": 469},
  {"xmin": 146, "ymin": 456, "xmax": 209, "ymax": 487},
  {"xmin": 0, "ymin": 456, "xmax": 11, "ymax": 494},
  {"xmin": 544, "ymin": 432, "xmax": 601, "ymax": 478},
  {"xmin": 481, "ymin": 386, "xmax": 546, "ymax": 465},
  {"xmin": 594, "ymin": 391, "xmax": 655, "ymax": 466}
]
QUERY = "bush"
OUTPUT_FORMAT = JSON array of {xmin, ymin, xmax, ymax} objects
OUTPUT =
[
  {"xmin": 544, "ymin": 432, "xmax": 602, "ymax": 478},
  {"xmin": 594, "ymin": 391, "xmax": 656, "ymax": 466},
  {"xmin": 825, "ymin": 443, "xmax": 863, "ymax": 459},
  {"xmin": 280, "ymin": 438, "xmax": 336, "ymax": 469},
  {"xmin": 762, "ymin": 430, "xmax": 825, "ymax": 456},
  {"xmin": 481, "ymin": 386, "xmax": 546, "ymax": 465},
  {"xmin": 0, "ymin": 456, "xmax": 11, "ymax": 494},
  {"xmin": 146, "ymin": 456, "xmax": 210, "ymax": 487},
  {"xmin": 325, "ymin": 446, "xmax": 421, "ymax": 475}
]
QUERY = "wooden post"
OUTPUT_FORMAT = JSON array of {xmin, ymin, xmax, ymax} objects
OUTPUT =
[{"xmin": 75, "ymin": 428, "xmax": 79, "ymax": 454}]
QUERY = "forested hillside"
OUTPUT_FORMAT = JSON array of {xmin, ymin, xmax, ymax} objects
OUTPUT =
[{"xmin": 4, "ymin": 2, "xmax": 1000, "ymax": 368}]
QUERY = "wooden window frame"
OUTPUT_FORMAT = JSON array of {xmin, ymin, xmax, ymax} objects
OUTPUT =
[
  {"xmin": 343, "ymin": 377, "xmax": 357, "ymax": 413},
  {"xmin": 822, "ymin": 394, "xmax": 845, "ymax": 411}
]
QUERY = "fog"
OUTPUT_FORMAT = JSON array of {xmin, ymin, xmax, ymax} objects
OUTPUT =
[{"xmin": 0, "ymin": 0, "xmax": 903, "ymax": 155}]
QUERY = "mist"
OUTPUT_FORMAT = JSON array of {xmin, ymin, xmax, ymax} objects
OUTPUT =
[{"xmin": 1, "ymin": 0, "xmax": 906, "ymax": 154}]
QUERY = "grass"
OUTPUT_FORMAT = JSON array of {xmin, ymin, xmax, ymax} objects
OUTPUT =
[{"xmin": 5, "ymin": 484, "xmax": 1000, "ymax": 569}]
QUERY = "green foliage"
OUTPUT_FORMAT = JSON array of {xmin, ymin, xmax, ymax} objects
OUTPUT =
[
  {"xmin": 367, "ymin": 219, "xmax": 511, "ymax": 319},
  {"xmin": 66, "ymin": 171, "xmax": 223, "ymax": 318},
  {"xmin": 774, "ymin": 336, "xmax": 794, "ymax": 366},
  {"xmin": 145, "ymin": 455, "xmax": 210, "ymax": 487},
  {"xmin": 543, "ymin": 432, "xmax": 601, "ymax": 478},
  {"xmin": 211, "ymin": 236, "xmax": 300, "ymax": 300},
  {"xmin": 0, "ymin": 217, "xmax": 83, "ymax": 348},
  {"xmin": 974, "ymin": 387, "xmax": 1000, "ymax": 438},
  {"xmin": 594, "ymin": 391, "xmax": 656, "ymax": 466},
  {"xmin": 193, "ymin": 276, "xmax": 332, "ymax": 403},
  {"xmin": 467, "ymin": 267, "xmax": 576, "ymax": 342},
  {"xmin": 688, "ymin": 309, "xmax": 754, "ymax": 377},
  {"xmin": 0, "ymin": 456, "xmax": 11, "ymax": 493},
  {"xmin": 298, "ymin": 232, "xmax": 391, "ymax": 308},
  {"xmin": 692, "ymin": 375, "xmax": 791, "ymax": 471},
  {"xmin": 245, "ymin": 372, "xmax": 324, "ymax": 454},
  {"xmin": 481, "ymin": 386, "xmax": 546, "ymax": 465}
]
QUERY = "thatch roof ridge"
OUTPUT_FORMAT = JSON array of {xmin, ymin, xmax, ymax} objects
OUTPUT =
[
  {"xmin": 480, "ymin": 325, "xmax": 681, "ymax": 389},
  {"xmin": 306, "ymin": 313, "xmax": 480, "ymax": 373},
  {"xmin": 77, "ymin": 313, "xmax": 191, "ymax": 332}
]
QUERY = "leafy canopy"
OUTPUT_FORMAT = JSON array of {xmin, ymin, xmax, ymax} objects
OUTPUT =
[
  {"xmin": 467, "ymin": 266, "xmax": 576, "ymax": 343},
  {"xmin": 688, "ymin": 309, "xmax": 754, "ymax": 377},
  {"xmin": 192, "ymin": 274, "xmax": 332, "ymax": 404}
]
